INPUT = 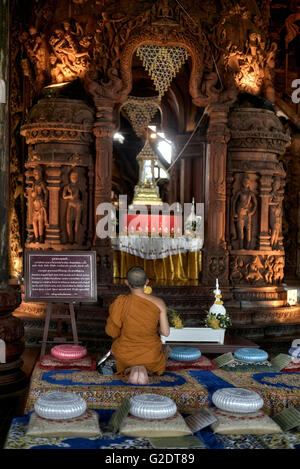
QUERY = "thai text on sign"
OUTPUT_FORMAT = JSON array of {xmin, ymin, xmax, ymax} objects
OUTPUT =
[{"xmin": 24, "ymin": 251, "xmax": 97, "ymax": 302}]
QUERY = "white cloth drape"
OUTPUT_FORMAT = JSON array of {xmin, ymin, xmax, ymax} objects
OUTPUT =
[{"xmin": 111, "ymin": 235, "xmax": 204, "ymax": 260}]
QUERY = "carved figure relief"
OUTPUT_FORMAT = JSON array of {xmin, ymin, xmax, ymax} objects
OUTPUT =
[
  {"xmin": 230, "ymin": 256, "xmax": 244, "ymax": 283},
  {"xmin": 208, "ymin": 254, "xmax": 227, "ymax": 278},
  {"xmin": 264, "ymin": 255, "xmax": 274, "ymax": 284},
  {"xmin": 269, "ymin": 176, "xmax": 283, "ymax": 250},
  {"xmin": 62, "ymin": 169, "xmax": 84, "ymax": 245},
  {"xmin": 237, "ymin": 31, "xmax": 265, "ymax": 94},
  {"xmin": 232, "ymin": 174, "xmax": 257, "ymax": 250},
  {"xmin": 217, "ymin": 3, "xmax": 277, "ymax": 100},
  {"xmin": 245, "ymin": 255, "xmax": 264, "ymax": 284},
  {"xmin": 19, "ymin": 26, "xmax": 49, "ymax": 91},
  {"xmin": 229, "ymin": 254, "xmax": 285, "ymax": 286},
  {"xmin": 49, "ymin": 20, "xmax": 92, "ymax": 83},
  {"xmin": 273, "ymin": 256, "xmax": 284, "ymax": 283},
  {"xmin": 26, "ymin": 165, "xmax": 48, "ymax": 243},
  {"xmin": 19, "ymin": 18, "xmax": 93, "ymax": 91}
]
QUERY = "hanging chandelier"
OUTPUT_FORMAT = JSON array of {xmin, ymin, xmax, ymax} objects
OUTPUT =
[
  {"xmin": 136, "ymin": 45, "xmax": 189, "ymax": 98},
  {"xmin": 121, "ymin": 96, "xmax": 161, "ymax": 137}
]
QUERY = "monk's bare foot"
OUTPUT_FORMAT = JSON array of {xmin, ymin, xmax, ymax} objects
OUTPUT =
[
  {"xmin": 127, "ymin": 366, "xmax": 149, "ymax": 385},
  {"xmin": 137, "ymin": 366, "xmax": 149, "ymax": 385},
  {"xmin": 128, "ymin": 366, "xmax": 139, "ymax": 384}
]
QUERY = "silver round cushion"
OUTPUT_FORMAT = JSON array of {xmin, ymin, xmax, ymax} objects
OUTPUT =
[
  {"xmin": 130, "ymin": 393, "xmax": 177, "ymax": 420},
  {"xmin": 34, "ymin": 391, "xmax": 87, "ymax": 420},
  {"xmin": 212, "ymin": 388, "xmax": 264, "ymax": 413}
]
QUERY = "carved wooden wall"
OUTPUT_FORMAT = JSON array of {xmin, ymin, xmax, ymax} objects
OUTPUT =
[{"xmin": 8, "ymin": 0, "xmax": 299, "ymax": 295}]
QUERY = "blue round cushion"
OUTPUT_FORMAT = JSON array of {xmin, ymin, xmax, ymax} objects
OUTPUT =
[
  {"xmin": 234, "ymin": 348, "xmax": 268, "ymax": 363},
  {"xmin": 288, "ymin": 346, "xmax": 300, "ymax": 359},
  {"xmin": 169, "ymin": 347, "xmax": 201, "ymax": 362}
]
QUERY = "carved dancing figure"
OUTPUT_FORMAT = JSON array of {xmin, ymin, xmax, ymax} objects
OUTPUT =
[
  {"xmin": 62, "ymin": 170, "xmax": 83, "ymax": 244},
  {"xmin": 49, "ymin": 21, "xmax": 90, "ymax": 82},
  {"xmin": 273, "ymin": 257, "xmax": 284, "ymax": 284},
  {"xmin": 269, "ymin": 177, "xmax": 282, "ymax": 250},
  {"xmin": 245, "ymin": 256, "xmax": 264, "ymax": 284},
  {"xmin": 264, "ymin": 256, "xmax": 274, "ymax": 284},
  {"xmin": 232, "ymin": 175, "xmax": 257, "ymax": 249},
  {"xmin": 29, "ymin": 165, "xmax": 48, "ymax": 243}
]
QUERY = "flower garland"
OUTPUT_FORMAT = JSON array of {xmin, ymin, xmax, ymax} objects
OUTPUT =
[
  {"xmin": 167, "ymin": 307, "xmax": 184, "ymax": 329},
  {"xmin": 204, "ymin": 311, "xmax": 232, "ymax": 330}
]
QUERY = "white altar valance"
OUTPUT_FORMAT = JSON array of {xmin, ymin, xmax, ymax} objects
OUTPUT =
[{"xmin": 111, "ymin": 235, "xmax": 204, "ymax": 260}]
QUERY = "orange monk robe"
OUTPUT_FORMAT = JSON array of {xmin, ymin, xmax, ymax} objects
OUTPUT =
[{"xmin": 105, "ymin": 294, "xmax": 166, "ymax": 376}]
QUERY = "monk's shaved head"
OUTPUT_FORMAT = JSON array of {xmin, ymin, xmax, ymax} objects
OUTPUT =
[{"xmin": 127, "ymin": 266, "xmax": 147, "ymax": 289}]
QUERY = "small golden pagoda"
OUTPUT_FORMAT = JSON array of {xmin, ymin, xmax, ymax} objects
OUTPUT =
[{"xmin": 132, "ymin": 138, "xmax": 163, "ymax": 207}]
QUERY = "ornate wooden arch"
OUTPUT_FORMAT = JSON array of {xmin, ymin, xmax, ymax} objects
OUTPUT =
[{"xmin": 118, "ymin": 27, "xmax": 206, "ymax": 106}]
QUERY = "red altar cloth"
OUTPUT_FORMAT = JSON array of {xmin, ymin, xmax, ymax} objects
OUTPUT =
[{"xmin": 122, "ymin": 214, "xmax": 182, "ymax": 235}]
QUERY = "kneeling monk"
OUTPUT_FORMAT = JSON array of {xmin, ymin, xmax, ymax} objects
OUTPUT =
[{"xmin": 105, "ymin": 266, "xmax": 170, "ymax": 385}]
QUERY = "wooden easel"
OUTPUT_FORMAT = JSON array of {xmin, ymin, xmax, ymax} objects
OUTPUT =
[{"xmin": 40, "ymin": 302, "xmax": 79, "ymax": 357}]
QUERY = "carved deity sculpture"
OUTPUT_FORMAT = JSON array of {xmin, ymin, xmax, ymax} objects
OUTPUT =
[
  {"xmin": 19, "ymin": 26, "xmax": 49, "ymax": 91},
  {"xmin": 49, "ymin": 20, "xmax": 92, "ymax": 83},
  {"xmin": 245, "ymin": 256, "xmax": 264, "ymax": 284},
  {"xmin": 62, "ymin": 170, "xmax": 83, "ymax": 244},
  {"xmin": 230, "ymin": 256, "xmax": 244, "ymax": 283},
  {"xmin": 273, "ymin": 256, "xmax": 284, "ymax": 283},
  {"xmin": 28, "ymin": 165, "xmax": 48, "ymax": 243},
  {"xmin": 232, "ymin": 175, "xmax": 257, "ymax": 249},
  {"xmin": 264, "ymin": 42, "xmax": 277, "ymax": 102},
  {"xmin": 269, "ymin": 176, "xmax": 282, "ymax": 250}
]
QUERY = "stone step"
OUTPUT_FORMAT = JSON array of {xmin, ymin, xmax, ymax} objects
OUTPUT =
[{"xmin": 19, "ymin": 313, "xmax": 300, "ymax": 350}]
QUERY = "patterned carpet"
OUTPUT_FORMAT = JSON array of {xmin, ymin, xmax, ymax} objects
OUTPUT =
[
  {"xmin": 24, "ymin": 363, "xmax": 300, "ymax": 416},
  {"xmin": 24, "ymin": 365, "xmax": 210, "ymax": 414},
  {"xmin": 4, "ymin": 361, "xmax": 300, "ymax": 450}
]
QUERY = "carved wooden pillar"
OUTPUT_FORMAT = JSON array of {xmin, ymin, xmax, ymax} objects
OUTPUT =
[
  {"xmin": 169, "ymin": 164, "xmax": 180, "ymax": 205},
  {"xmin": 226, "ymin": 172, "xmax": 234, "ymax": 250},
  {"xmin": 202, "ymin": 104, "xmax": 230, "ymax": 286},
  {"xmin": 193, "ymin": 157, "xmax": 205, "ymax": 204},
  {"xmin": 88, "ymin": 164, "xmax": 94, "ymax": 243},
  {"xmin": 258, "ymin": 174, "xmax": 273, "ymax": 250},
  {"xmin": 227, "ymin": 106, "xmax": 290, "ymax": 312},
  {"xmin": 180, "ymin": 157, "xmax": 192, "ymax": 205},
  {"xmin": 46, "ymin": 166, "xmax": 61, "ymax": 244},
  {"xmin": 24, "ymin": 167, "xmax": 33, "ymax": 244},
  {"xmin": 92, "ymin": 97, "xmax": 116, "ymax": 283},
  {"xmin": 21, "ymin": 91, "xmax": 94, "ymax": 251},
  {"xmin": 0, "ymin": 1, "xmax": 26, "ymax": 394},
  {"xmin": 175, "ymin": 133, "xmax": 206, "ymax": 205}
]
